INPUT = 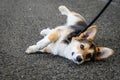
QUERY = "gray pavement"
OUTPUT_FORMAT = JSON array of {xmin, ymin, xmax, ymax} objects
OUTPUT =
[{"xmin": 0, "ymin": 0, "xmax": 120, "ymax": 80}]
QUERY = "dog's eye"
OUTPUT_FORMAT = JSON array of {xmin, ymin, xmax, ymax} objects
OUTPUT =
[
  {"xmin": 80, "ymin": 44, "xmax": 84, "ymax": 50},
  {"xmin": 86, "ymin": 53, "xmax": 91, "ymax": 59}
]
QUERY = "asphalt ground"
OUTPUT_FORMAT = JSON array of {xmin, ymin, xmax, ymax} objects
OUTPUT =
[{"xmin": 0, "ymin": 0, "xmax": 120, "ymax": 80}]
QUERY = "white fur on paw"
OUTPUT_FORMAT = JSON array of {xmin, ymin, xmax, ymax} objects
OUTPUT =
[
  {"xmin": 25, "ymin": 45, "xmax": 39, "ymax": 54},
  {"xmin": 40, "ymin": 28, "xmax": 51, "ymax": 36},
  {"xmin": 58, "ymin": 5, "xmax": 70, "ymax": 15},
  {"xmin": 39, "ymin": 49, "xmax": 44, "ymax": 52}
]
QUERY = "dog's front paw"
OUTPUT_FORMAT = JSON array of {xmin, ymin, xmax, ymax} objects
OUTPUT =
[
  {"xmin": 25, "ymin": 45, "xmax": 39, "ymax": 54},
  {"xmin": 40, "ymin": 28, "xmax": 51, "ymax": 36}
]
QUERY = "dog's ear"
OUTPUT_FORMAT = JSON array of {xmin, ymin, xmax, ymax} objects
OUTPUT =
[
  {"xmin": 95, "ymin": 47, "xmax": 114, "ymax": 60},
  {"xmin": 79, "ymin": 25, "xmax": 98, "ymax": 41}
]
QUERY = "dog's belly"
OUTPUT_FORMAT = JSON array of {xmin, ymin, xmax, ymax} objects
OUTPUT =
[{"xmin": 49, "ymin": 41, "xmax": 68, "ymax": 57}]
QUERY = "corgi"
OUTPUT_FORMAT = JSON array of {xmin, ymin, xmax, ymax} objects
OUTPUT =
[{"xmin": 25, "ymin": 5, "xmax": 114, "ymax": 64}]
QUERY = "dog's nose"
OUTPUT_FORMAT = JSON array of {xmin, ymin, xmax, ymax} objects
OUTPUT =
[{"xmin": 76, "ymin": 56, "xmax": 82, "ymax": 62}]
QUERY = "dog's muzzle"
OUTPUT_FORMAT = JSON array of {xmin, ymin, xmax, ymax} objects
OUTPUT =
[{"xmin": 76, "ymin": 56, "xmax": 82, "ymax": 62}]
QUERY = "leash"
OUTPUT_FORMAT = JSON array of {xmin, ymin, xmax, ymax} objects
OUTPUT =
[
  {"xmin": 80, "ymin": 0, "xmax": 113, "ymax": 34},
  {"xmin": 62, "ymin": 0, "xmax": 113, "ymax": 44}
]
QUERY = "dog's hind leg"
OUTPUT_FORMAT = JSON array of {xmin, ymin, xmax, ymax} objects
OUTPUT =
[
  {"xmin": 58, "ymin": 5, "xmax": 71, "ymax": 16},
  {"xmin": 59, "ymin": 5, "xmax": 87, "ymax": 26},
  {"xmin": 26, "ymin": 30, "xmax": 60, "ymax": 54}
]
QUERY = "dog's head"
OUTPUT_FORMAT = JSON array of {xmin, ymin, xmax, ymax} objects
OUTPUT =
[{"xmin": 69, "ymin": 25, "xmax": 114, "ymax": 64}]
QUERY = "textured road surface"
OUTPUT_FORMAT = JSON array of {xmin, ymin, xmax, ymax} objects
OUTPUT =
[{"xmin": 0, "ymin": 0, "xmax": 120, "ymax": 80}]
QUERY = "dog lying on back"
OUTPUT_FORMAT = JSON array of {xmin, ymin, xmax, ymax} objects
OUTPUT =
[{"xmin": 25, "ymin": 6, "xmax": 114, "ymax": 64}]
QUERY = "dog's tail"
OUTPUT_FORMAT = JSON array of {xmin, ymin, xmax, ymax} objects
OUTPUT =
[{"xmin": 58, "ymin": 5, "xmax": 71, "ymax": 15}]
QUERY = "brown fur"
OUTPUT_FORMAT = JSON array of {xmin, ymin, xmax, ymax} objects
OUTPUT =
[
  {"xmin": 77, "ymin": 43, "xmax": 94, "ymax": 61},
  {"xmin": 43, "ymin": 47, "xmax": 51, "ymax": 53},
  {"xmin": 48, "ymin": 31, "xmax": 60, "ymax": 43}
]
